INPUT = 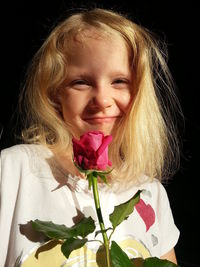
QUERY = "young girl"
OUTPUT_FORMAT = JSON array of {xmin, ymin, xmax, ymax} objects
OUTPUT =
[{"xmin": 0, "ymin": 8, "xmax": 181, "ymax": 266}]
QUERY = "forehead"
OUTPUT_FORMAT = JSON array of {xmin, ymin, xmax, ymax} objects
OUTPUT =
[
  {"xmin": 73, "ymin": 25, "xmax": 121, "ymax": 42},
  {"xmin": 64, "ymin": 26, "xmax": 132, "ymax": 64}
]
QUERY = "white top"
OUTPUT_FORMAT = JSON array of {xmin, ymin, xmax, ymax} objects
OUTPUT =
[{"xmin": 0, "ymin": 144, "xmax": 180, "ymax": 267}]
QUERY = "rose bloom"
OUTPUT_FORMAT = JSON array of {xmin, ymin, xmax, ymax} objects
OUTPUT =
[{"xmin": 72, "ymin": 131, "xmax": 112, "ymax": 170}]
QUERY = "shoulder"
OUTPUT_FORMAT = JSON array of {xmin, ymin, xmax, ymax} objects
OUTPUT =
[
  {"xmin": 118, "ymin": 178, "xmax": 172, "ymax": 215},
  {"xmin": 111, "ymin": 177, "xmax": 168, "ymax": 207},
  {"xmin": 121, "ymin": 177, "xmax": 168, "ymax": 199},
  {"xmin": 0, "ymin": 144, "xmax": 56, "ymax": 194},
  {"xmin": 0, "ymin": 144, "xmax": 33, "ymax": 177},
  {"xmin": 139, "ymin": 179, "xmax": 170, "ymax": 206},
  {"xmin": 1, "ymin": 144, "xmax": 30, "ymax": 158},
  {"xmin": 1, "ymin": 144, "xmax": 31, "ymax": 168},
  {"xmin": 1, "ymin": 144, "xmax": 53, "ymax": 175},
  {"xmin": 1, "ymin": 144, "xmax": 52, "ymax": 160},
  {"xmin": 137, "ymin": 177, "xmax": 167, "ymax": 196}
]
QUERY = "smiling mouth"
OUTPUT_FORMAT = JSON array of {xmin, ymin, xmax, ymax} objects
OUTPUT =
[{"xmin": 83, "ymin": 116, "xmax": 120, "ymax": 124}]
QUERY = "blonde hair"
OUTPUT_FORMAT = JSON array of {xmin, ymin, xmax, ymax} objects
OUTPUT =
[{"xmin": 19, "ymin": 8, "xmax": 182, "ymax": 185}]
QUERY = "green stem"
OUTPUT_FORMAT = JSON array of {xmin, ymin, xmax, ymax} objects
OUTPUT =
[{"xmin": 90, "ymin": 173, "xmax": 111, "ymax": 267}]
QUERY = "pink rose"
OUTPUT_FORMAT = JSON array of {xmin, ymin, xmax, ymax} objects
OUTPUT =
[{"xmin": 72, "ymin": 131, "xmax": 112, "ymax": 170}]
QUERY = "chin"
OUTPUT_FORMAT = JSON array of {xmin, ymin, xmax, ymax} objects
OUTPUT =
[
  {"xmin": 91, "ymin": 125, "xmax": 114, "ymax": 135},
  {"xmin": 75, "ymin": 126, "xmax": 113, "ymax": 136}
]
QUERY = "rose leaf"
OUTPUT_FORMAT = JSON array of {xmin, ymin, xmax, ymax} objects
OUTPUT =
[
  {"xmin": 131, "ymin": 258, "xmax": 144, "ymax": 267},
  {"xmin": 97, "ymin": 173, "xmax": 108, "ymax": 184},
  {"xmin": 110, "ymin": 241, "xmax": 135, "ymax": 267},
  {"xmin": 61, "ymin": 237, "xmax": 88, "ymax": 258},
  {"xmin": 143, "ymin": 257, "xmax": 179, "ymax": 267},
  {"xmin": 109, "ymin": 190, "xmax": 141, "ymax": 229},
  {"xmin": 31, "ymin": 216, "xmax": 95, "ymax": 240},
  {"xmin": 31, "ymin": 220, "xmax": 75, "ymax": 239},
  {"xmin": 69, "ymin": 216, "xmax": 96, "ymax": 238}
]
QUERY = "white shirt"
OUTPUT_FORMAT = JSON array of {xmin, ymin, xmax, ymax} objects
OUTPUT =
[{"xmin": 0, "ymin": 144, "xmax": 179, "ymax": 266}]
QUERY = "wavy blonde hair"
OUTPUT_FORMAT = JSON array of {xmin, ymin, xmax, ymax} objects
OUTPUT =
[{"xmin": 19, "ymin": 8, "xmax": 182, "ymax": 184}]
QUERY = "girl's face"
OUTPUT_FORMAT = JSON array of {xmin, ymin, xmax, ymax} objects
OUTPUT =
[{"xmin": 58, "ymin": 31, "xmax": 133, "ymax": 137}]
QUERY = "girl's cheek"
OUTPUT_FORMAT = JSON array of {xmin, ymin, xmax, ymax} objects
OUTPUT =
[{"xmin": 118, "ymin": 92, "xmax": 132, "ymax": 111}]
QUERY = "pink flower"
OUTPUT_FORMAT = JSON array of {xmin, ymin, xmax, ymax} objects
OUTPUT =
[{"xmin": 72, "ymin": 131, "xmax": 112, "ymax": 170}]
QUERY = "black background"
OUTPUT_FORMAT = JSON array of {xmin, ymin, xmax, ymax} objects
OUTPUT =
[{"xmin": 0, "ymin": 1, "xmax": 199, "ymax": 266}]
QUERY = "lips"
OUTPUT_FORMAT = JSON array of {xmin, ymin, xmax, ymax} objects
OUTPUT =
[{"xmin": 83, "ymin": 116, "xmax": 121, "ymax": 124}]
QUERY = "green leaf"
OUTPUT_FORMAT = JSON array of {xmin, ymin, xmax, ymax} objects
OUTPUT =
[
  {"xmin": 110, "ymin": 241, "xmax": 135, "ymax": 267},
  {"xmin": 109, "ymin": 190, "xmax": 142, "ymax": 228},
  {"xmin": 69, "ymin": 216, "xmax": 96, "ymax": 238},
  {"xmin": 61, "ymin": 237, "xmax": 88, "ymax": 258},
  {"xmin": 97, "ymin": 173, "xmax": 108, "ymax": 184},
  {"xmin": 131, "ymin": 258, "xmax": 144, "ymax": 267},
  {"xmin": 96, "ymin": 245, "xmax": 107, "ymax": 266},
  {"xmin": 143, "ymin": 257, "xmax": 178, "ymax": 267},
  {"xmin": 97, "ymin": 168, "xmax": 114, "ymax": 175},
  {"xmin": 31, "ymin": 216, "xmax": 95, "ymax": 240},
  {"xmin": 31, "ymin": 220, "xmax": 75, "ymax": 239}
]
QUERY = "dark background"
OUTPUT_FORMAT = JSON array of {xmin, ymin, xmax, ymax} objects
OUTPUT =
[{"xmin": 0, "ymin": 1, "xmax": 199, "ymax": 266}]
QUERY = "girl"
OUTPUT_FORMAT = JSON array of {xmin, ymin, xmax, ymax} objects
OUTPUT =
[{"xmin": 0, "ymin": 8, "xmax": 181, "ymax": 266}]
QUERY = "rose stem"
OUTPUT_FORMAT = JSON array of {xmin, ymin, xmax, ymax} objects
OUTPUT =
[{"xmin": 91, "ymin": 174, "xmax": 111, "ymax": 267}]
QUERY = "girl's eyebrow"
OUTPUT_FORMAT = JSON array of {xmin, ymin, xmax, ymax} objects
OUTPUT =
[
  {"xmin": 112, "ymin": 71, "xmax": 131, "ymax": 76},
  {"xmin": 110, "ymin": 71, "xmax": 132, "ymax": 79},
  {"xmin": 65, "ymin": 67, "xmax": 132, "ymax": 80},
  {"xmin": 65, "ymin": 71, "xmax": 89, "ymax": 78}
]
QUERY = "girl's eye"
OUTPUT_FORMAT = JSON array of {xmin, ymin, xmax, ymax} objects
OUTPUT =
[
  {"xmin": 114, "ymin": 79, "xmax": 126, "ymax": 83},
  {"xmin": 112, "ymin": 78, "xmax": 130, "ymax": 88},
  {"xmin": 73, "ymin": 80, "xmax": 87, "ymax": 84},
  {"xmin": 70, "ymin": 79, "xmax": 90, "ymax": 89}
]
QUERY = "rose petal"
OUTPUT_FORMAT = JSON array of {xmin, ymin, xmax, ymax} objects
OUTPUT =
[
  {"xmin": 72, "ymin": 131, "xmax": 112, "ymax": 170},
  {"xmin": 96, "ymin": 135, "xmax": 112, "ymax": 156},
  {"xmin": 81, "ymin": 132, "xmax": 103, "ymax": 151},
  {"xmin": 108, "ymin": 160, "xmax": 112, "ymax": 166}
]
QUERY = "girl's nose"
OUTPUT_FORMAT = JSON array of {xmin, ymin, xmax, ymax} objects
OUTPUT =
[{"xmin": 90, "ymin": 86, "xmax": 113, "ymax": 109}]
